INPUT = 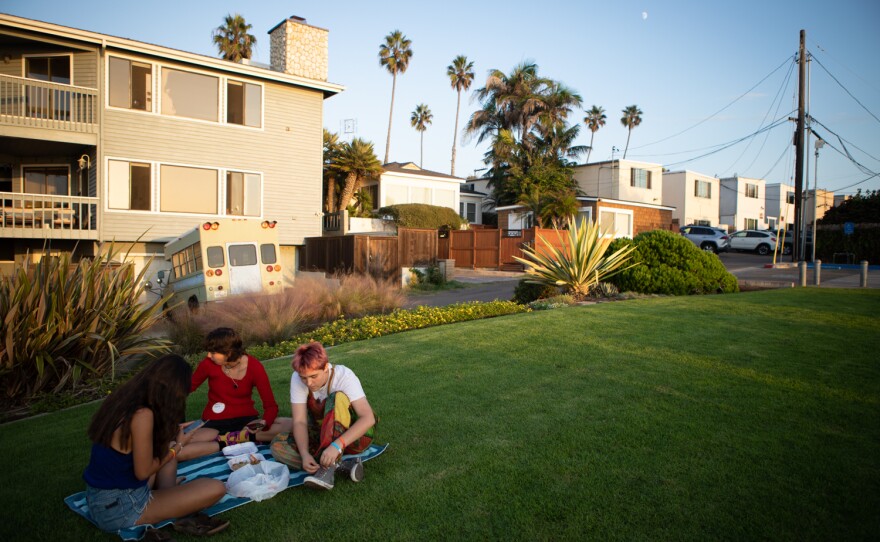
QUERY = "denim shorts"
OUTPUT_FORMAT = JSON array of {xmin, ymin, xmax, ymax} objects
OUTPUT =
[{"xmin": 86, "ymin": 484, "xmax": 151, "ymax": 532}]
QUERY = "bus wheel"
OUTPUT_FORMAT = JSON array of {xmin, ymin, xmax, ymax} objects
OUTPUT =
[{"xmin": 187, "ymin": 296, "xmax": 199, "ymax": 313}]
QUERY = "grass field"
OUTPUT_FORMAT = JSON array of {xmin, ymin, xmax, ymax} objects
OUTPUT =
[{"xmin": 1, "ymin": 288, "xmax": 878, "ymax": 541}]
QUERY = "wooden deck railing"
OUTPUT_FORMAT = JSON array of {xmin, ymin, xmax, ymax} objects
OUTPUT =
[
  {"xmin": 0, "ymin": 74, "xmax": 98, "ymax": 133},
  {"xmin": 0, "ymin": 192, "xmax": 98, "ymax": 237}
]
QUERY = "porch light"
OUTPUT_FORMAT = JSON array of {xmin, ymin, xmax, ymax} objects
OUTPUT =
[{"xmin": 77, "ymin": 155, "xmax": 91, "ymax": 171}]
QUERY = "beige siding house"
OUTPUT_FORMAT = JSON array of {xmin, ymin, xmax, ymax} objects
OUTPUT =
[{"xmin": 0, "ymin": 13, "xmax": 341, "ymax": 286}]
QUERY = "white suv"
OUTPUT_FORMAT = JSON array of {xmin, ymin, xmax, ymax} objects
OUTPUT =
[
  {"xmin": 679, "ymin": 225, "xmax": 729, "ymax": 253},
  {"xmin": 728, "ymin": 230, "xmax": 779, "ymax": 255}
]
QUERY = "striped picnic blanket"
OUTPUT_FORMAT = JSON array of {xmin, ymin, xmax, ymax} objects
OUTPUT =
[{"xmin": 65, "ymin": 443, "xmax": 388, "ymax": 541}]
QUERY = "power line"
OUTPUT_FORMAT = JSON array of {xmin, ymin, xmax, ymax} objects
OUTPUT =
[
  {"xmin": 629, "ymin": 54, "xmax": 795, "ymax": 151},
  {"xmin": 810, "ymin": 117, "xmax": 879, "ymax": 177},
  {"xmin": 811, "ymin": 53, "xmax": 880, "ymax": 126},
  {"xmin": 810, "ymin": 39, "xmax": 880, "ymax": 97}
]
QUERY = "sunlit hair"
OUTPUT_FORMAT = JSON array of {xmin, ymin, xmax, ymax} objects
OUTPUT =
[
  {"xmin": 292, "ymin": 341, "xmax": 329, "ymax": 373},
  {"xmin": 87, "ymin": 354, "xmax": 191, "ymax": 459},
  {"xmin": 204, "ymin": 327, "xmax": 245, "ymax": 362}
]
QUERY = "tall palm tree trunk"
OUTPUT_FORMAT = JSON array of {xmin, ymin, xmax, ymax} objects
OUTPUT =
[
  {"xmin": 338, "ymin": 172, "xmax": 359, "ymax": 212},
  {"xmin": 451, "ymin": 89, "xmax": 461, "ymax": 176},
  {"xmin": 384, "ymin": 73, "xmax": 397, "ymax": 164},
  {"xmin": 623, "ymin": 129, "xmax": 632, "ymax": 159},
  {"xmin": 420, "ymin": 131, "xmax": 424, "ymax": 167},
  {"xmin": 587, "ymin": 132, "xmax": 595, "ymax": 163},
  {"xmin": 325, "ymin": 177, "xmax": 336, "ymax": 212}
]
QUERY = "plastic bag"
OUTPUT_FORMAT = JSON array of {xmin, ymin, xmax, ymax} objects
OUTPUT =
[
  {"xmin": 225, "ymin": 460, "xmax": 290, "ymax": 502},
  {"xmin": 222, "ymin": 442, "xmax": 258, "ymax": 457}
]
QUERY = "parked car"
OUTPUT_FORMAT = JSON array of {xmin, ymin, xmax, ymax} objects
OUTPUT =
[
  {"xmin": 679, "ymin": 225, "xmax": 729, "ymax": 253},
  {"xmin": 781, "ymin": 230, "xmax": 813, "ymax": 256},
  {"xmin": 728, "ymin": 230, "xmax": 779, "ymax": 255}
]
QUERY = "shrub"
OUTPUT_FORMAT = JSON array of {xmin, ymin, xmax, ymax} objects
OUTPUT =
[
  {"xmin": 247, "ymin": 301, "xmax": 530, "ymax": 360},
  {"xmin": 0, "ymin": 245, "xmax": 171, "ymax": 406},
  {"xmin": 528, "ymin": 295, "xmax": 577, "ymax": 311},
  {"xmin": 164, "ymin": 274, "xmax": 405, "ymax": 356},
  {"xmin": 378, "ymin": 203, "xmax": 464, "ymax": 230},
  {"xmin": 426, "ymin": 265, "xmax": 445, "ymax": 285},
  {"xmin": 514, "ymin": 217, "xmax": 637, "ymax": 299},
  {"xmin": 513, "ymin": 279, "xmax": 559, "ymax": 304},
  {"xmin": 589, "ymin": 282, "xmax": 620, "ymax": 298},
  {"xmin": 607, "ymin": 230, "xmax": 739, "ymax": 295}
]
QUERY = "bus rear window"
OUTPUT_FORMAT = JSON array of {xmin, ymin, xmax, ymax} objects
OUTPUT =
[
  {"xmin": 207, "ymin": 246, "xmax": 225, "ymax": 268},
  {"xmin": 228, "ymin": 244, "xmax": 258, "ymax": 266},
  {"xmin": 260, "ymin": 243, "xmax": 277, "ymax": 264}
]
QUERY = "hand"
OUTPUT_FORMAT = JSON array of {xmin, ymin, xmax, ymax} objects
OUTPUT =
[
  {"xmin": 320, "ymin": 444, "xmax": 341, "ymax": 467},
  {"xmin": 302, "ymin": 453, "xmax": 320, "ymax": 474},
  {"xmin": 176, "ymin": 422, "xmax": 198, "ymax": 445},
  {"xmin": 246, "ymin": 419, "xmax": 267, "ymax": 432}
]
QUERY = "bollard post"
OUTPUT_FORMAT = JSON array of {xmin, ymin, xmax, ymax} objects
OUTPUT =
[
  {"xmin": 861, "ymin": 260, "xmax": 869, "ymax": 288},
  {"xmin": 813, "ymin": 260, "xmax": 821, "ymax": 286},
  {"xmin": 799, "ymin": 261, "xmax": 807, "ymax": 287}
]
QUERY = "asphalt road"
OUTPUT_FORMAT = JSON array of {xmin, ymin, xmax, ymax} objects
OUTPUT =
[{"xmin": 403, "ymin": 252, "xmax": 878, "ymax": 308}]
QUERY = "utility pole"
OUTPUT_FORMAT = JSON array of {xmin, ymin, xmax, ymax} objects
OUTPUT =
[{"xmin": 792, "ymin": 30, "xmax": 807, "ymax": 262}]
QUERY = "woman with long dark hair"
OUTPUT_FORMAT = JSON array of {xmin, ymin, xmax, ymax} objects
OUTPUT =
[{"xmin": 82, "ymin": 354, "xmax": 227, "ymax": 535}]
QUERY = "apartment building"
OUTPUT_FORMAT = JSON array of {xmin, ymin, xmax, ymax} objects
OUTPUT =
[
  {"xmin": 764, "ymin": 183, "xmax": 795, "ymax": 232},
  {"xmin": 0, "ymin": 13, "xmax": 342, "ymax": 285},
  {"xmin": 719, "ymin": 175, "xmax": 766, "ymax": 231}
]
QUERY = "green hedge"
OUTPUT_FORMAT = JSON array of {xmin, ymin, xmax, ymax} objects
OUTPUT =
[
  {"xmin": 191, "ymin": 301, "xmax": 530, "ymax": 362},
  {"xmin": 378, "ymin": 203, "xmax": 465, "ymax": 230},
  {"xmin": 512, "ymin": 279, "xmax": 560, "ymax": 304},
  {"xmin": 607, "ymin": 230, "xmax": 739, "ymax": 295},
  {"xmin": 815, "ymin": 226, "xmax": 880, "ymax": 264}
]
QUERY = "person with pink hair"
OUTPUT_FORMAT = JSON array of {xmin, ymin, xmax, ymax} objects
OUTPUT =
[{"xmin": 270, "ymin": 341, "xmax": 376, "ymax": 490}]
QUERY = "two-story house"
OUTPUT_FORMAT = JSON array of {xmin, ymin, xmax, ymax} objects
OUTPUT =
[
  {"xmin": 661, "ymin": 170, "xmax": 721, "ymax": 228},
  {"xmin": 719, "ymin": 175, "xmax": 766, "ymax": 231},
  {"xmin": 0, "ymin": 13, "xmax": 341, "ymax": 286}
]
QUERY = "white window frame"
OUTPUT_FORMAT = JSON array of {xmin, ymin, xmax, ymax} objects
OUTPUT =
[
  {"xmin": 158, "ymin": 161, "xmax": 220, "ymax": 215},
  {"xmin": 224, "ymin": 169, "xmax": 264, "ymax": 217},
  {"xmin": 159, "ymin": 65, "xmax": 221, "ymax": 124},
  {"xmin": 106, "ymin": 54, "xmax": 155, "ymax": 113},
  {"xmin": 105, "ymin": 157, "xmax": 155, "ymax": 214},
  {"xmin": 22, "ymin": 53, "xmax": 74, "ymax": 84},
  {"xmin": 695, "ymin": 179, "xmax": 711, "ymax": 199},
  {"xmin": 630, "ymin": 168, "xmax": 651, "ymax": 189},
  {"xmin": 224, "ymin": 78, "xmax": 265, "ymax": 131},
  {"xmin": 575, "ymin": 206, "xmax": 593, "ymax": 228},
  {"xmin": 745, "ymin": 183, "xmax": 759, "ymax": 199},
  {"xmin": 597, "ymin": 207, "xmax": 633, "ymax": 238}
]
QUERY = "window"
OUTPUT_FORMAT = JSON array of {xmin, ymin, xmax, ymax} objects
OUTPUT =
[
  {"xmin": 161, "ymin": 68, "xmax": 218, "ymax": 122},
  {"xmin": 226, "ymin": 171, "xmax": 261, "ymax": 216},
  {"xmin": 228, "ymin": 244, "xmax": 257, "ymax": 266},
  {"xmin": 206, "ymin": 246, "xmax": 225, "ymax": 268},
  {"xmin": 745, "ymin": 183, "xmax": 759, "ymax": 198},
  {"xmin": 631, "ymin": 168, "xmax": 651, "ymax": 189},
  {"xmin": 160, "ymin": 165, "xmax": 217, "ymax": 214},
  {"xmin": 598, "ymin": 208, "xmax": 633, "ymax": 238},
  {"xmin": 744, "ymin": 218, "xmax": 758, "ymax": 230},
  {"xmin": 461, "ymin": 202, "xmax": 476, "ymax": 223},
  {"xmin": 226, "ymin": 80, "xmax": 262, "ymax": 127},
  {"xmin": 172, "ymin": 242, "xmax": 202, "ymax": 278},
  {"xmin": 24, "ymin": 166, "xmax": 68, "ymax": 195},
  {"xmin": 695, "ymin": 180, "xmax": 711, "ymax": 199},
  {"xmin": 108, "ymin": 161, "xmax": 151, "ymax": 210},
  {"xmin": 695, "ymin": 219, "xmax": 711, "ymax": 226},
  {"xmin": 260, "ymin": 244, "xmax": 277, "ymax": 265},
  {"xmin": 109, "ymin": 56, "xmax": 152, "ymax": 111},
  {"xmin": 786, "ymin": 191, "xmax": 795, "ymax": 204},
  {"xmin": 25, "ymin": 55, "xmax": 71, "ymax": 120},
  {"xmin": 576, "ymin": 208, "xmax": 593, "ymax": 227}
]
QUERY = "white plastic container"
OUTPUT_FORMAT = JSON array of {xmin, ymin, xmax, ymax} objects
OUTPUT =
[{"xmin": 221, "ymin": 442, "xmax": 258, "ymax": 457}]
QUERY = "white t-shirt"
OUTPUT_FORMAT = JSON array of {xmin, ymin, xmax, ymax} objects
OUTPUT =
[{"xmin": 290, "ymin": 363, "xmax": 366, "ymax": 404}]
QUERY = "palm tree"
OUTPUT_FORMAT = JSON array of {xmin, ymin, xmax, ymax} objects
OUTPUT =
[
  {"xmin": 212, "ymin": 14, "xmax": 256, "ymax": 62},
  {"xmin": 542, "ymin": 189, "xmax": 581, "ymax": 229},
  {"xmin": 323, "ymin": 129, "xmax": 342, "ymax": 212},
  {"xmin": 410, "ymin": 104, "xmax": 433, "ymax": 168},
  {"xmin": 378, "ymin": 30, "xmax": 413, "ymax": 164},
  {"xmin": 447, "ymin": 55, "xmax": 474, "ymax": 176},
  {"xmin": 584, "ymin": 105, "xmax": 606, "ymax": 163},
  {"xmin": 335, "ymin": 138, "xmax": 384, "ymax": 212},
  {"xmin": 620, "ymin": 105, "xmax": 643, "ymax": 159}
]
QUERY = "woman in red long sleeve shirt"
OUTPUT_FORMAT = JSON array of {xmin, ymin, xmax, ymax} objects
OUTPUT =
[{"xmin": 178, "ymin": 328, "xmax": 290, "ymax": 461}]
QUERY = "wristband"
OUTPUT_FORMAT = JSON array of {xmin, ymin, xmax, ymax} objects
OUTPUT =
[
  {"xmin": 169, "ymin": 446, "xmax": 177, "ymax": 459},
  {"xmin": 338, "ymin": 437, "xmax": 347, "ymax": 449},
  {"xmin": 330, "ymin": 441, "xmax": 342, "ymax": 453}
]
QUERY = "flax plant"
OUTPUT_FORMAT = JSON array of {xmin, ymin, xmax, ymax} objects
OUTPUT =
[
  {"xmin": 513, "ymin": 217, "xmax": 638, "ymax": 299},
  {"xmin": 0, "ymin": 245, "xmax": 171, "ymax": 405}
]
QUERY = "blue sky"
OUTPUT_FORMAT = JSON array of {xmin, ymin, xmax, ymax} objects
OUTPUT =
[{"xmin": 5, "ymin": 0, "xmax": 880, "ymax": 195}]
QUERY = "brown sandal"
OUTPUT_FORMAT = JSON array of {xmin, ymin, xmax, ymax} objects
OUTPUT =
[
  {"xmin": 172, "ymin": 514, "xmax": 229, "ymax": 537},
  {"xmin": 144, "ymin": 527, "xmax": 175, "ymax": 542}
]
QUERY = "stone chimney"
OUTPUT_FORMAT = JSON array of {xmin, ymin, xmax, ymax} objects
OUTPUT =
[{"xmin": 268, "ymin": 16, "xmax": 328, "ymax": 81}]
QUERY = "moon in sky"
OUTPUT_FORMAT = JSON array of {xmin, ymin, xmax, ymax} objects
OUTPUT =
[{"xmin": 642, "ymin": 11, "xmax": 648, "ymax": 20}]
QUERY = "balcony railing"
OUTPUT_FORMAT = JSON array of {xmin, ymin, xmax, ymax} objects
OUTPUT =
[
  {"xmin": 0, "ymin": 192, "xmax": 98, "ymax": 238},
  {"xmin": 0, "ymin": 74, "xmax": 98, "ymax": 133}
]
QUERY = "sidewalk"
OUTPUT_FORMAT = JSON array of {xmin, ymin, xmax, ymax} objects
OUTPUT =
[
  {"xmin": 731, "ymin": 263, "xmax": 880, "ymax": 289},
  {"xmin": 450, "ymin": 267, "xmax": 526, "ymax": 284}
]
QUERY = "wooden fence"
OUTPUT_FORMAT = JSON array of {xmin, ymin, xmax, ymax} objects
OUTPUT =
[
  {"xmin": 301, "ymin": 228, "xmax": 437, "ymax": 281},
  {"xmin": 439, "ymin": 228, "xmax": 571, "ymax": 270}
]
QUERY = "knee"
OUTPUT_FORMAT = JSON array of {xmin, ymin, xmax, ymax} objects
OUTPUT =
[{"xmin": 207, "ymin": 479, "xmax": 226, "ymax": 500}]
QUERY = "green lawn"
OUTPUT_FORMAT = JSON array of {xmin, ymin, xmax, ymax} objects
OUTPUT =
[{"xmin": 2, "ymin": 288, "xmax": 878, "ymax": 541}]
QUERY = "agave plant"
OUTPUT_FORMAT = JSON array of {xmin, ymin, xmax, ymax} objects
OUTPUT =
[{"xmin": 513, "ymin": 217, "xmax": 638, "ymax": 299}]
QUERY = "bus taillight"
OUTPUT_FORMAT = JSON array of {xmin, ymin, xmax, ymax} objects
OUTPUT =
[
  {"xmin": 274, "ymin": 265, "xmax": 281, "ymax": 272},
  {"xmin": 211, "ymin": 222, "xmax": 220, "ymax": 230},
  {"xmin": 203, "ymin": 222, "xmax": 212, "ymax": 230},
  {"xmin": 270, "ymin": 221, "xmax": 277, "ymax": 228},
  {"xmin": 206, "ymin": 270, "xmax": 214, "ymax": 277},
  {"xmin": 266, "ymin": 265, "xmax": 273, "ymax": 272},
  {"xmin": 215, "ymin": 269, "xmax": 223, "ymax": 276}
]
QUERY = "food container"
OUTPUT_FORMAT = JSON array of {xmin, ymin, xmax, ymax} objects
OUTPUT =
[
  {"xmin": 221, "ymin": 442, "xmax": 258, "ymax": 457},
  {"xmin": 227, "ymin": 452, "xmax": 266, "ymax": 471}
]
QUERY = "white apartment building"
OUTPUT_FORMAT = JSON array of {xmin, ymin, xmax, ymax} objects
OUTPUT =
[
  {"xmin": 719, "ymin": 176, "xmax": 766, "ymax": 231},
  {"xmin": 661, "ymin": 170, "xmax": 720, "ymax": 227},
  {"xmin": 764, "ymin": 183, "xmax": 795, "ymax": 232}
]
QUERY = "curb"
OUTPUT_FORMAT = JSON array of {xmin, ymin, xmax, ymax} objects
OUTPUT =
[{"xmin": 738, "ymin": 280, "xmax": 796, "ymax": 289}]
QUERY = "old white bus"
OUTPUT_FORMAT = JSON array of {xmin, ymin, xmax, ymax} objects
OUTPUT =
[{"xmin": 161, "ymin": 219, "xmax": 283, "ymax": 310}]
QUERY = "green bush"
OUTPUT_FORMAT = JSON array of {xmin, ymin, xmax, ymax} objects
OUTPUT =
[
  {"xmin": 378, "ymin": 203, "xmax": 464, "ymax": 230},
  {"xmin": 244, "ymin": 301, "xmax": 530, "ymax": 361},
  {"xmin": 528, "ymin": 294, "xmax": 577, "ymax": 311},
  {"xmin": 512, "ymin": 278, "xmax": 560, "ymax": 304},
  {"xmin": 607, "ymin": 230, "xmax": 739, "ymax": 295},
  {"xmin": 0, "ymin": 245, "xmax": 171, "ymax": 407}
]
